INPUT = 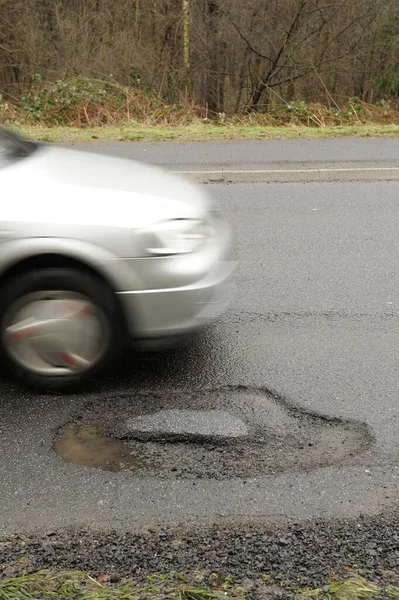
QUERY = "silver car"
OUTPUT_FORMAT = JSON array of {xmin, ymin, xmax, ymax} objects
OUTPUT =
[{"xmin": 0, "ymin": 128, "xmax": 233, "ymax": 390}]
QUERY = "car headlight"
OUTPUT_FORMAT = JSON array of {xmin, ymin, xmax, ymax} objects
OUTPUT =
[{"xmin": 143, "ymin": 218, "xmax": 215, "ymax": 256}]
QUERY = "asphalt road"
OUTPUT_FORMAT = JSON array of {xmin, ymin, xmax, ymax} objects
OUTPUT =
[
  {"xmin": 2, "ymin": 138, "xmax": 399, "ymax": 536},
  {"xmin": 70, "ymin": 137, "xmax": 399, "ymax": 170}
]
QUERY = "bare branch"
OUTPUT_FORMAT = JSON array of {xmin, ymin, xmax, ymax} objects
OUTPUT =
[{"xmin": 223, "ymin": 14, "xmax": 273, "ymax": 62}]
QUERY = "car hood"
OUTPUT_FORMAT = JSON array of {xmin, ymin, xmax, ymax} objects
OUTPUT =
[{"xmin": 2, "ymin": 144, "xmax": 209, "ymax": 229}]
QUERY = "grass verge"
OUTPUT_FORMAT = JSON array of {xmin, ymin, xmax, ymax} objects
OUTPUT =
[
  {"xmin": 0, "ymin": 570, "xmax": 398, "ymax": 599},
  {"xmin": 3, "ymin": 76, "xmax": 399, "ymax": 143},
  {"xmin": 12, "ymin": 122, "xmax": 399, "ymax": 144}
]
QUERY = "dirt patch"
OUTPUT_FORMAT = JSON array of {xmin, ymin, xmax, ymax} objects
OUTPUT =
[{"xmin": 54, "ymin": 387, "xmax": 373, "ymax": 479}]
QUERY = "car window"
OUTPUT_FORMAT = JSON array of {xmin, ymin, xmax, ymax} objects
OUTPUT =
[{"xmin": 0, "ymin": 128, "xmax": 37, "ymax": 169}]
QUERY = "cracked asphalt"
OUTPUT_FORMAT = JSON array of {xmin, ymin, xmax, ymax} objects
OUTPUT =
[{"xmin": 2, "ymin": 138, "xmax": 399, "ymax": 538}]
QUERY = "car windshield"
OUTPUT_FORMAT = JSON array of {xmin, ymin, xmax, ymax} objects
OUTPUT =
[{"xmin": 0, "ymin": 128, "xmax": 37, "ymax": 169}]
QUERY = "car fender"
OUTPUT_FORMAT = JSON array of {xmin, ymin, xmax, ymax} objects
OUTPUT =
[{"xmin": 0, "ymin": 236, "xmax": 143, "ymax": 292}]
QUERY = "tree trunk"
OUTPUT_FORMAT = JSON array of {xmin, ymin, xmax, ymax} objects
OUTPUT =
[
  {"xmin": 204, "ymin": 1, "xmax": 223, "ymax": 114},
  {"xmin": 182, "ymin": 0, "xmax": 191, "ymax": 96}
]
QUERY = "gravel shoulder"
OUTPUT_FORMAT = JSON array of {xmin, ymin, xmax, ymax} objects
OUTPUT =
[{"xmin": 2, "ymin": 513, "xmax": 399, "ymax": 592}]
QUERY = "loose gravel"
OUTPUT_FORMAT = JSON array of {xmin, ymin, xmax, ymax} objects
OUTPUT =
[{"xmin": 2, "ymin": 513, "xmax": 399, "ymax": 589}]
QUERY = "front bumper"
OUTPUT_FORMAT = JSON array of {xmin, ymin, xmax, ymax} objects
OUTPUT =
[{"xmin": 117, "ymin": 258, "xmax": 234, "ymax": 339}]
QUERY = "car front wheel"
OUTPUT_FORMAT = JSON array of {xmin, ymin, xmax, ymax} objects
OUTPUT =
[{"xmin": 0, "ymin": 268, "xmax": 126, "ymax": 391}]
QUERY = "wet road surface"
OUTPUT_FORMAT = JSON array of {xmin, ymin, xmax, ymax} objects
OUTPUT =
[
  {"xmin": 2, "ymin": 139, "xmax": 399, "ymax": 535},
  {"xmin": 69, "ymin": 137, "xmax": 399, "ymax": 171}
]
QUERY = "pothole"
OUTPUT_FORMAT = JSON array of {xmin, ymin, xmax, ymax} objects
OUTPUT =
[{"xmin": 54, "ymin": 388, "xmax": 373, "ymax": 479}]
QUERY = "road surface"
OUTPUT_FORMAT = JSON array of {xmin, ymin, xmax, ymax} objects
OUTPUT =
[{"xmin": 1, "ymin": 137, "xmax": 399, "ymax": 535}]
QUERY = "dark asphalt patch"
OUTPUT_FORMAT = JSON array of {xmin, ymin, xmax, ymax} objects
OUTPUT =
[
  {"xmin": 109, "ymin": 409, "xmax": 248, "ymax": 443},
  {"xmin": 54, "ymin": 387, "xmax": 372, "ymax": 478}
]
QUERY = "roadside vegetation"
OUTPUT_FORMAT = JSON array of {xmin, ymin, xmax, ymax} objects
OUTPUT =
[
  {"xmin": 13, "ymin": 122, "xmax": 399, "ymax": 144},
  {"xmin": 2, "ymin": 76, "xmax": 399, "ymax": 143},
  {"xmin": 1, "ymin": 569, "xmax": 399, "ymax": 600},
  {"xmin": 2, "ymin": 76, "xmax": 399, "ymax": 129},
  {"xmin": 1, "ymin": 0, "xmax": 398, "ymax": 143},
  {"xmin": 1, "ymin": 1, "xmax": 398, "ymax": 117}
]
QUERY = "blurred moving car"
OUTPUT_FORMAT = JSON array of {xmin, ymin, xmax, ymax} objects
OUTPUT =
[{"xmin": 0, "ymin": 128, "xmax": 233, "ymax": 390}]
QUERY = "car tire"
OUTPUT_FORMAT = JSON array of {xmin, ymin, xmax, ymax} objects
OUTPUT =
[{"xmin": 0, "ymin": 268, "xmax": 127, "ymax": 391}]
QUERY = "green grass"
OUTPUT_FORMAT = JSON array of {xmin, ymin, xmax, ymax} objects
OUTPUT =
[
  {"xmin": 12, "ymin": 122, "xmax": 399, "ymax": 144},
  {"xmin": 0, "ymin": 570, "xmax": 398, "ymax": 600},
  {"xmin": 0, "ymin": 571, "xmax": 239, "ymax": 600}
]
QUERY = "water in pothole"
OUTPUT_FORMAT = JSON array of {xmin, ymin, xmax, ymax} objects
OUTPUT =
[{"xmin": 53, "ymin": 426, "xmax": 142, "ymax": 471}]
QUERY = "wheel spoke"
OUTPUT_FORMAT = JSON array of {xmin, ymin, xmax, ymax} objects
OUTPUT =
[
  {"xmin": 58, "ymin": 352, "xmax": 91, "ymax": 371},
  {"xmin": 6, "ymin": 318, "xmax": 59, "ymax": 341},
  {"xmin": 53, "ymin": 300, "xmax": 93, "ymax": 319}
]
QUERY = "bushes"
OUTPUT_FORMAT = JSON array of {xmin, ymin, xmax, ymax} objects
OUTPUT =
[
  {"xmin": 1, "ymin": 75, "xmax": 399, "ymax": 128},
  {"xmin": 15, "ymin": 76, "xmax": 203, "ymax": 127}
]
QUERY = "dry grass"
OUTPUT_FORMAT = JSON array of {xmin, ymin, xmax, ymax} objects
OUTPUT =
[
  {"xmin": 12, "ymin": 122, "xmax": 399, "ymax": 144},
  {"xmin": 0, "ymin": 570, "xmax": 397, "ymax": 600}
]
